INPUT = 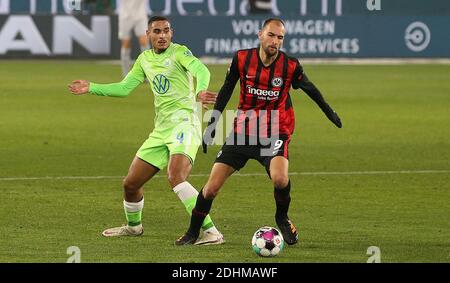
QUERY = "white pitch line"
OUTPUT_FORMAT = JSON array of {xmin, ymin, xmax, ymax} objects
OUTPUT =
[{"xmin": 0, "ymin": 170, "xmax": 449, "ymax": 181}]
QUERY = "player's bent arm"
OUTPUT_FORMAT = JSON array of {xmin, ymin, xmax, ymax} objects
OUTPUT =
[
  {"xmin": 175, "ymin": 45, "xmax": 211, "ymax": 94},
  {"xmin": 202, "ymin": 55, "xmax": 239, "ymax": 150},
  {"xmin": 207, "ymin": 66, "xmax": 239, "ymax": 128},
  {"xmin": 186, "ymin": 60, "xmax": 211, "ymax": 95},
  {"xmin": 211, "ymin": 53, "xmax": 240, "ymax": 117}
]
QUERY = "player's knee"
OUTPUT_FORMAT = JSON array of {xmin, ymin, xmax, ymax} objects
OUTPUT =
[
  {"xmin": 271, "ymin": 174, "xmax": 289, "ymax": 189},
  {"xmin": 167, "ymin": 172, "xmax": 186, "ymax": 188},
  {"xmin": 122, "ymin": 178, "xmax": 140, "ymax": 192},
  {"xmin": 202, "ymin": 185, "xmax": 219, "ymax": 200}
]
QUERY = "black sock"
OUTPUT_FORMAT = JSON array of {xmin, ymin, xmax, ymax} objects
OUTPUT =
[
  {"xmin": 187, "ymin": 189, "xmax": 213, "ymax": 237},
  {"xmin": 274, "ymin": 180, "xmax": 291, "ymax": 223}
]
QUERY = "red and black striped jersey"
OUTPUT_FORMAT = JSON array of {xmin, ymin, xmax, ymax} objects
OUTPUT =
[
  {"xmin": 207, "ymin": 48, "xmax": 341, "ymax": 147},
  {"xmin": 215, "ymin": 47, "xmax": 305, "ymax": 138}
]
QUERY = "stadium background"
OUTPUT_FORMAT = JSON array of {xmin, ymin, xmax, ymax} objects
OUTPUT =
[
  {"xmin": 0, "ymin": 0, "xmax": 449, "ymax": 263},
  {"xmin": 1, "ymin": 0, "xmax": 450, "ymax": 58}
]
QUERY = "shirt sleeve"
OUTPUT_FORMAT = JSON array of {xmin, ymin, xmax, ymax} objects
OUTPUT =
[
  {"xmin": 291, "ymin": 60, "xmax": 336, "ymax": 119},
  {"xmin": 213, "ymin": 52, "xmax": 240, "ymax": 114},
  {"xmin": 291, "ymin": 60, "xmax": 305, "ymax": 90},
  {"xmin": 203, "ymin": 53, "xmax": 240, "ymax": 144},
  {"xmin": 175, "ymin": 45, "xmax": 198, "ymax": 70},
  {"xmin": 186, "ymin": 60, "xmax": 211, "ymax": 95},
  {"xmin": 205, "ymin": 52, "xmax": 240, "ymax": 133},
  {"xmin": 176, "ymin": 45, "xmax": 210, "ymax": 95},
  {"xmin": 89, "ymin": 54, "xmax": 145, "ymax": 97}
]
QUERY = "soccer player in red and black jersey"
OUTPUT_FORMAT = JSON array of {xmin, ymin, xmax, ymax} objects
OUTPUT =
[{"xmin": 176, "ymin": 18, "xmax": 342, "ymax": 245}]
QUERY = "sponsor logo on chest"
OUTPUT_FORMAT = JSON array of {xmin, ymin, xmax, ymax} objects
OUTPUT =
[{"xmin": 246, "ymin": 85, "xmax": 280, "ymax": 100}]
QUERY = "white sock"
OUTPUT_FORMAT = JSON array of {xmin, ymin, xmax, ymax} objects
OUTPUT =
[
  {"xmin": 173, "ymin": 181, "xmax": 219, "ymax": 234},
  {"xmin": 124, "ymin": 198, "xmax": 144, "ymax": 231},
  {"xmin": 173, "ymin": 181, "xmax": 198, "ymax": 202},
  {"xmin": 120, "ymin": 47, "xmax": 131, "ymax": 77}
]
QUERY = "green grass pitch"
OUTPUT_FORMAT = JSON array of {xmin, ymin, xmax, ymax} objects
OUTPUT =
[{"xmin": 0, "ymin": 60, "xmax": 449, "ymax": 262}]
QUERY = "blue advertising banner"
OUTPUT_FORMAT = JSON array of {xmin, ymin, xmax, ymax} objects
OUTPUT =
[
  {"xmin": 2, "ymin": 0, "xmax": 450, "ymax": 17},
  {"xmin": 0, "ymin": 14, "xmax": 449, "ymax": 58},
  {"xmin": 0, "ymin": 0, "xmax": 449, "ymax": 58},
  {"xmin": 170, "ymin": 16, "xmax": 450, "ymax": 58}
]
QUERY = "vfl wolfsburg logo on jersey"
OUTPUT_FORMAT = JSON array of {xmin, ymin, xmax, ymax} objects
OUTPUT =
[{"xmin": 152, "ymin": 74, "xmax": 170, "ymax": 94}]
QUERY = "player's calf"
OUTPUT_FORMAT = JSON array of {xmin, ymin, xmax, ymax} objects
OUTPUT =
[{"xmin": 273, "ymin": 179, "xmax": 298, "ymax": 244}]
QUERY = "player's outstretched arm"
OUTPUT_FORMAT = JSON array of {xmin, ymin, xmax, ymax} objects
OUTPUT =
[
  {"xmin": 68, "ymin": 76, "xmax": 142, "ymax": 98},
  {"xmin": 68, "ymin": 55, "xmax": 145, "ymax": 98},
  {"xmin": 297, "ymin": 74, "xmax": 342, "ymax": 128},
  {"xmin": 68, "ymin": 80, "xmax": 90, "ymax": 95}
]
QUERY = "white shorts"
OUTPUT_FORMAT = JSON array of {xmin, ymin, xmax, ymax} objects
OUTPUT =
[{"xmin": 118, "ymin": 16, "xmax": 148, "ymax": 40}]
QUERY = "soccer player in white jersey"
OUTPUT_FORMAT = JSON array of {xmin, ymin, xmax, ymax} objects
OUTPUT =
[
  {"xmin": 68, "ymin": 16, "xmax": 224, "ymax": 245},
  {"xmin": 118, "ymin": 0, "xmax": 149, "ymax": 77}
]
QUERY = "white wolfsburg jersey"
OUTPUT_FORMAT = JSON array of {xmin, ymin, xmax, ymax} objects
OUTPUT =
[{"xmin": 118, "ymin": 0, "xmax": 147, "ymax": 20}]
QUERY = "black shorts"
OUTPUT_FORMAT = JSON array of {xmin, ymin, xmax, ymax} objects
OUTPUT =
[{"xmin": 215, "ymin": 134, "xmax": 291, "ymax": 174}]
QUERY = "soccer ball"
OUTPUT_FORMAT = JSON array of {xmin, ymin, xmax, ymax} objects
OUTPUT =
[{"xmin": 251, "ymin": 226, "xmax": 284, "ymax": 257}]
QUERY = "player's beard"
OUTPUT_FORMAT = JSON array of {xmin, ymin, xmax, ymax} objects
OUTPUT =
[{"xmin": 264, "ymin": 45, "xmax": 278, "ymax": 58}]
